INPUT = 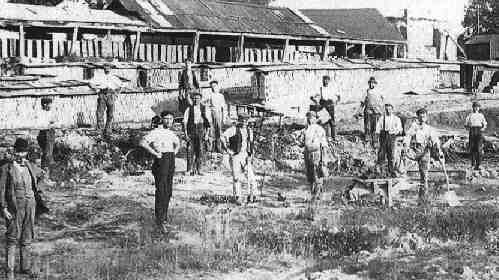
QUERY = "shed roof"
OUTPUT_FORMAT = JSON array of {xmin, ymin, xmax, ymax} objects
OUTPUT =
[
  {"xmin": 465, "ymin": 34, "xmax": 499, "ymax": 45},
  {"xmin": 0, "ymin": 3, "xmax": 146, "ymax": 29},
  {"xmin": 300, "ymin": 8, "xmax": 404, "ymax": 43},
  {"xmin": 107, "ymin": 0, "xmax": 326, "ymax": 37}
]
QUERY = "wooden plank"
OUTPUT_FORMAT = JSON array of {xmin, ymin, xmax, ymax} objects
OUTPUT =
[
  {"xmin": 59, "ymin": 40, "xmax": 66, "ymax": 56},
  {"xmin": 88, "ymin": 40, "xmax": 95, "ymax": 57},
  {"xmin": 152, "ymin": 44, "xmax": 159, "ymax": 62},
  {"xmin": 183, "ymin": 45, "xmax": 188, "ymax": 61},
  {"xmin": 244, "ymin": 48, "xmax": 250, "ymax": 63},
  {"xmin": 176, "ymin": 45, "xmax": 182, "ymax": 63},
  {"xmin": 283, "ymin": 38, "xmax": 289, "ymax": 62},
  {"xmin": 255, "ymin": 49, "xmax": 261, "ymax": 63},
  {"xmin": 322, "ymin": 40, "xmax": 330, "ymax": 61},
  {"xmin": 53, "ymin": 40, "xmax": 59, "ymax": 58},
  {"xmin": 273, "ymin": 49, "xmax": 279, "ymax": 62},
  {"xmin": 26, "ymin": 39, "xmax": 33, "ymax": 58},
  {"xmin": 1, "ymin": 38, "xmax": 7, "ymax": 58},
  {"xmin": 192, "ymin": 31, "xmax": 199, "ymax": 62},
  {"xmin": 71, "ymin": 26, "xmax": 78, "ymax": 55},
  {"xmin": 139, "ymin": 44, "xmax": 145, "ymax": 61},
  {"xmin": 167, "ymin": 45, "xmax": 174, "ymax": 63},
  {"xmin": 160, "ymin": 44, "xmax": 167, "ymax": 62},
  {"xmin": 9, "ymin": 39, "xmax": 16, "ymax": 57},
  {"xmin": 66, "ymin": 41, "xmax": 72, "ymax": 56},
  {"xmin": 74, "ymin": 41, "xmax": 81, "ymax": 57},
  {"xmin": 133, "ymin": 31, "xmax": 141, "ymax": 60},
  {"xmin": 237, "ymin": 34, "xmax": 245, "ymax": 63},
  {"xmin": 212, "ymin": 47, "xmax": 216, "ymax": 62},
  {"xmin": 19, "ymin": 24, "xmax": 25, "ymax": 57},
  {"xmin": 35, "ymin": 40, "xmax": 42, "ymax": 59},
  {"xmin": 146, "ymin": 43, "xmax": 152, "ymax": 61},
  {"xmin": 81, "ymin": 40, "xmax": 88, "ymax": 57},
  {"xmin": 43, "ymin": 40, "xmax": 50, "ymax": 59},
  {"xmin": 199, "ymin": 47, "xmax": 205, "ymax": 63},
  {"xmin": 206, "ymin": 46, "xmax": 212, "ymax": 62}
]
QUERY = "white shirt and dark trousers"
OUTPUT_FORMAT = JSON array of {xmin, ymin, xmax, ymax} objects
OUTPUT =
[
  {"xmin": 142, "ymin": 127, "xmax": 180, "ymax": 226},
  {"xmin": 36, "ymin": 109, "xmax": 57, "ymax": 170},
  {"xmin": 375, "ymin": 114, "xmax": 403, "ymax": 176},
  {"xmin": 183, "ymin": 105, "xmax": 210, "ymax": 175},
  {"xmin": 203, "ymin": 91, "xmax": 226, "ymax": 153},
  {"xmin": 465, "ymin": 112, "xmax": 487, "ymax": 170},
  {"xmin": 90, "ymin": 73, "xmax": 122, "ymax": 135},
  {"xmin": 364, "ymin": 89, "xmax": 384, "ymax": 145}
]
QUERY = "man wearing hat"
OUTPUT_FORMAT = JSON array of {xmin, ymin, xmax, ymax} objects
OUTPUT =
[
  {"xmin": 203, "ymin": 80, "xmax": 227, "ymax": 153},
  {"xmin": 0, "ymin": 138, "xmax": 44, "ymax": 279},
  {"xmin": 222, "ymin": 112, "xmax": 256, "ymax": 204},
  {"xmin": 89, "ymin": 64, "xmax": 123, "ymax": 137},
  {"xmin": 140, "ymin": 111, "xmax": 180, "ymax": 233},
  {"xmin": 36, "ymin": 97, "xmax": 58, "ymax": 171},
  {"xmin": 404, "ymin": 108, "xmax": 443, "ymax": 204},
  {"xmin": 178, "ymin": 58, "xmax": 199, "ymax": 114},
  {"xmin": 465, "ymin": 102, "xmax": 487, "ymax": 170},
  {"xmin": 362, "ymin": 77, "xmax": 384, "ymax": 146},
  {"xmin": 375, "ymin": 103, "xmax": 403, "ymax": 176},
  {"xmin": 183, "ymin": 92, "xmax": 210, "ymax": 176}
]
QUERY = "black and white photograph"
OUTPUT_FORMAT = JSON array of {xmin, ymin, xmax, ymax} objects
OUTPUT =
[{"xmin": 0, "ymin": 0, "xmax": 497, "ymax": 279}]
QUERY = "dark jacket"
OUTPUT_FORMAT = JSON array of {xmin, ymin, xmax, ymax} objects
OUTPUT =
[
  {"xmin": 228, "ymin": 126, "xmax": 254, "ymax": 156},
  {"xmin": 178, "ymin": 70, "xmax": 199, "ymax": 90},
  {"xmin": 186, "ymin": 105, "xmax": 210, "ymax": 133},
  {"xmin": 0, "ymin": 161, "xmax": 48, "ymax": 217}
]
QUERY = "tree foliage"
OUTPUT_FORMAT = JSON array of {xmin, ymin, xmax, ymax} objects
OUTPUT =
[{"xmin": 462, "ymin": 0, "xmax": 499, "ymax": 34}]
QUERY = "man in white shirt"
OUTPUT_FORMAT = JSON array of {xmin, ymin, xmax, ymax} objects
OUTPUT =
[
  {"xmin": 140, "ymin": 111, "xmax": 180, "ymax": 233},
  {"xmin": 222, "ymin": 113, "xmax": 256, "ymax": 205},
  {"xmin": 319, "ymin": 75, "xmax": 341, "ymax": 140},
  {"xmin": 404, "ymin": 108, "xmax": 443, "ymax": 204},
  {"xmin": 375, "ymin": 103, "xmax": 403, "ymax": 176},
  {"xmin": 303, "ymin": 111, "xmax": 329, "ymax": 200},
  {"xmin": 183, "ymin": 92, "xmax": 210, "ymax": 176},
  {"xmin": 36, "ymin": 97, "xmax": 58, "ymax": 171},
  {"xmin": 362, "ymin": 77, "xmax": 384, "ymax": 146},
  {"xmin": 89, "ymin": 64, "xmax": 123, "ymax": 137},
  {"xmin": 203, "ymin": 80, "xmax": 227, "ymax": 153},
  {"xmin": 465, "ymin": 102, "xmax": 487, "ymax": 170}
]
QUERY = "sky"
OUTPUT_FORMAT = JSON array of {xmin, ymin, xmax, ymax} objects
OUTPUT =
[{"xmin": 272, "ymin": 0, "xmax": 469, "ymax": 32}]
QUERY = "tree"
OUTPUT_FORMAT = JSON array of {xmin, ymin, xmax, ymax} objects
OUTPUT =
[{"xmin": 462, "ymin": 0, "xmax": 499, "ymax": 34}]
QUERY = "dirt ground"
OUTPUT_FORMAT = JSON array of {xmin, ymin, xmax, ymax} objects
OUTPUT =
[{"xmin": 0, "ymin": 127, "xmax": 498, "ymax": 280}]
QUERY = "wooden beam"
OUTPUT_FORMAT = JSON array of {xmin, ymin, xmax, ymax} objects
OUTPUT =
[
  {"xmin": 393, "ymin": 45, "xmax": 398, "ymax": 58},
  {"xmin": 237, "ymin": 34, "xmax": 245, "ymax": 63},
  {"xmin": 361, "ymin": 44, "xmax": 366, "ymax": 58},
  {"xmin": 322, "ymin": 39, "xmax": 329, "ymax": 61},
  {"xmin": 133, "ymin": 31, "xmax": 141, "ymax": 60},
  {"xmin": 192, "ymin": 31, "xmax": 200, "ymax": 63},
  {"xmin": 344, "ymin": 43, "xmax": 348, "ymax": 58},
  {"xmin": 283, "ymin": 38, "xmax": 289, "ymax": 62},
  {"xmin": 19, "ymin": 24, "xmax": 25, "ymax": 57},
  {"xmin": 71, "ymin": 25, "xmax": 78, "ymax": 55}
]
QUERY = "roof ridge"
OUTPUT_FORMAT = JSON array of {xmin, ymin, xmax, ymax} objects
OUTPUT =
[
  {"xmin": 204, "ymin": 0, "xmax": 287, "ymax": 10},
  {"xmin": 301, "ymin": 8, "xmax": 379, "ymax": 12}
]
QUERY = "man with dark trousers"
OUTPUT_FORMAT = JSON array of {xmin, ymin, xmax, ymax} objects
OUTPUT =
[
  {"xmin": 465, "ymin": 102, "xmax": 487, "ymax": 170},
  {"xmin": 183, "ymin": 92, "xmax": 210, "ymax": 176},
  {"xmin": 319, "ymin": 75, "xmax": 340, "ymax": 140},
  {"xmin": 0, "ymin": 138, "xmax": 43, "ymax": 279},
  {"xmin": 375, "ymin": 103, "xmax": 403, "ymax": 176},
  {"xmin": 178, "ymin": 58, "xmax": 199, "ymax": 114},
  {"xmin": 37, "ymin": 97, "xmax": 58, "ymax": 171},
  {"xmin": 140, "ymin": 111, "xmax": 180, "ymax": 233},
  {"xmin": 362, "ymin": 77, "xmax": 384, "ymax": 146}
]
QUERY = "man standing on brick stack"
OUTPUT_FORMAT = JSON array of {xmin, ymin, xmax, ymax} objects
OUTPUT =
[
  {"xmin": 140, "ymin": 111, "xmax": 180, "ymax": 233},
  {"xmin": 178, "ymin": 58, "xmax": 199, "ymax": 114},
  {"xmin": 183, "ymin": 92, "xmax": 210, "ymax": 176},
  {"xmin": 0, "ymin": 138, "xmax": 44, "ymax": 279},
  {"xmin": 37, "ymin": 97, "xmax": 58, "ymax": 172},
  {"xmin": 203, "ymin": 80, "xmax": 227, "ymax": 153},
  {"xmin": 319, "ymin": 75, "xmax": 340, "ymax": 140},
  {"xmin": 90, "ymin": 64, "xmax": 123, "ymax": 137},
  {"xmin": 222, "ymin": 113, "xmax": 256, "ymax": 205},
  {"xmin": 362, "ymin": 77, "xmax": 384, "ymax": 147},
  {"xmin": 404, "ymin": 108, "xmax": 443, "ymax": 205},
  {"xmin": 465, "ymin": 102, "xmax": 487, "ymax": 171},
  {"xmin": 375, "ymin": 103, "xmax": 403, "ymax": 176}
]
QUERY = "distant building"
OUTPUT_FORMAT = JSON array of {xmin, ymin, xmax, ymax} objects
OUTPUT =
[
  {"xmin": 387, "ymin": 9, "xmax": 461, "ymax": 61},
  {"xmin": 465, "ymin": 34, "xmax": 499, "ymax": 61}
]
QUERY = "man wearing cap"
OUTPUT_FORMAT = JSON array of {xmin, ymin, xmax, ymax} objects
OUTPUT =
[
  {"xmin": 465, "ymin": 102, "xmax": 487, "ymax": 170},
  {"xmin": 178, "ymin": 58, "xmax": 199, "ymax": 114},
  {"xmin": 404, "ymin": 108, "xmax": 443, "ymax": 204},
  {"xmin": 0, "ymin": 138, "xmax": 44, "ymax": 279},
  {"xmin": 203, "ymin": 80, "xmax": 227, "ymax": 153},
  {"xmin": 89, "ymin": 64, "xmax": 123, "ymax": 137},
  {"xmin": 36, "ymin": 97, "xmax": 58, "ymax": 171},
  {"xmin": 319, "ymin": 75, "xmax": 340, "ymax": 140},
  {"xmin": 183, "ymin": 92, "xmax": 210, "ymax": 176},
  {"xmin": 375, "ymin": 103, "xmax": 403, "ymax": 176},
  {"xmin": 222, "ymin": 112, "xmax": 256, "ymax": 204},
  {"xmin": 140, "ymin": 111, "xmax": 180, "ymax": 233},
  {"xmin": 362, "ymin": 77, "xmax": 384, "ymax": 146},
  {"xmin": 303, "ymin": 111, "xmax": 329, "ymax": 200}
]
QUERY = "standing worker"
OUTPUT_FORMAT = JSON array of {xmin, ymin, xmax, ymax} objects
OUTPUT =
[
  {"xmin": 183, "ymin": 92, "xmax": 210, "ymax": 176},
  {"xmin": 178, "ymin": 58, "xmax": 199, "ymax": 114},
  {"xmin": 37, "ymin": 97, "xmax": 58, "ymax": 172},
  {"xmin": 140, "ymin": 111, "xmax": 180, "ymax": 233},
  {"xmin": 0, "ymin": 138, "xmax": 44, "ymax": 279},
  {"xmin": 404, "ymin": 108, "xmax": 443, "ymax": 205},
  {"xmin": 375, "ymin": 103, "xmax": 403, "ymax": 176},
  {"xmin": 465, "ymin": 102, "xmax": 487, "ymax": 170},
  {"xmin": 203, "ymin": 80, "xmax": 227, "ymax": 153},
  {"xmin": 222, "ymin": 113, "xmax": 256, "ymax": 205},
  {"xmin": 303, "ymin": 111, "xmax": 329, "ymax": 201},
  {"xmin": 319, "ymin": 75, "xmax": 340, "ymax": 140},
  {"xmin": 89, "ymin": 64, "xmax": 123, "ymax": 137},
  {"xmin": 362, "ymin": 77, "xmax": 384, "ymax": 146}
]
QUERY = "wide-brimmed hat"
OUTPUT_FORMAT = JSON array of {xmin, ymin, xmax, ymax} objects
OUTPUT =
[
  {"xmin": 368, "ymin": 77, "xmax": 377, "ymax": 84},
  {"xmin": 41, "ymin": 97, "xmax": 53, "ymax": 105},
  {"xmin": 14, "ymin": 138, "xmax": 29, "ymax": 153},
  {"xmin": 472, "ymin": 101, "xmax": 481, "ymax": 108},
  {"xmin": 416, "ymin": 108, "xmax": 427, "ymax": 115}
]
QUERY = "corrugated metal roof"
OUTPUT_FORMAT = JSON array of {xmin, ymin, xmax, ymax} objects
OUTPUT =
[
  {"xmin": 301, "ymin": 8, "xmax": 404, "ymax": 43},
  {"xmin": 0, "ymin": 3, "xmax": 146, "ymax": 27},
  {"xmin": 109, "ymin": 0, "xmax": 325, "ymax": 37}
]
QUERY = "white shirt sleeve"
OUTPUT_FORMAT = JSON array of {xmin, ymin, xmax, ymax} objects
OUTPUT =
[
  {"xmin": 375, "ymin": 117, "xmax": 383, "ymax": 134},
  {"xmin": 481, "ymin": 114, "xmax": 488, "ymax": 129},
  {"xmin": 404, "ymin": 122, "xmax": 416, "ymax": 146},
  {"xmin": 183, "ymin": 108, "xmax": 190, "ymax": 129},
  {"xmin": 465, "ymin": 115, "xmax": 471, "ymax": 128},
  {"xmin": 395, "ymin": 117, "xmax": 403, "ymax": 135}
]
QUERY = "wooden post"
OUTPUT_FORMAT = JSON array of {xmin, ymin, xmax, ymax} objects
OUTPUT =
[
  {"xmin": 192, "ymin": 31, "xmax": 200, "ymax": 63},
  {"xmin": 322, "ymin": 39, "xmax": 329, "ymax": 61},
  {"xmin": 283, "ymin": 38, "xmax": 289, "ymax": 62},
  {"xmin": 393, "ymin": 45, "xmax": 398, "ymax": 58},
  {"xmin": 344, "ymin": 43, "xmax": 349, "ymax": 58},
  {"xmin": 19, "ymin": 24, "xmax": 25, "ymax": 57},
  {"xmin": 71, "ymin": 25, "xmax": 78, "ymax": 55},
  {"xmin": 133, "ymin": 31, "xmax": 141, "ymax": 60},
  {"xmin": 237, "ymin": 34, "xmax": 245, "ymax": 63},
  {"xmin": 361, "ymin": 44, "xmax": 366, "ymax": 58}
]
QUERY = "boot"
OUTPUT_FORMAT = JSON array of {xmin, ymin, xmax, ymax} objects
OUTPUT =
[
  {"xmin": 5, "ymin": 245, "xmax": 15, "ymax": 279},
  {"xmin": 20, "ymin": 246, "xmax": 38, "ymax": 277}
]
